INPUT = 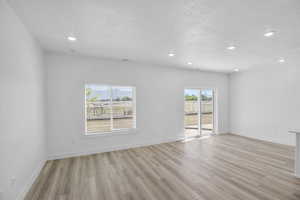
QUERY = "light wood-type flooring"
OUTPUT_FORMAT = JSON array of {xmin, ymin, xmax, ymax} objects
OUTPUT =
[{"xmin": 25, "ymin": 134, "xmax": 300, "ymax": 200}]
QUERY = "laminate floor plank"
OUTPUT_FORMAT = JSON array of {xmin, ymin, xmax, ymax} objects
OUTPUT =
[{"xmin": 25, "ymin": 134, "xmax": 300, "ymax": 200}]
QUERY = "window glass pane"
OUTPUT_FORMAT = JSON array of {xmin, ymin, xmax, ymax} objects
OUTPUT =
[
  {"xmin": 201, "ymin": 89, "xmax": 213, "ymax": 132},
  {"xmin": 112, "ymin": 87, "xmax": 134, "ymax": 129},
  {"xmin": 184, "ymin": 89, "xmax": 199, "ymax": 137},
  {"xmin": 86, "ymin": 85, "xmax": 111, "ymax": 133}
]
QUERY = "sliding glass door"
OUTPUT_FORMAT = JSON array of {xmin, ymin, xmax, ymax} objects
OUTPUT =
[
  {"xmin": 184, "ymin": 88, "xmax": 215, "ymax": 138},
  {"xmin": 200, "ymin": 89, "xmax": 214, "ymax": 136}
]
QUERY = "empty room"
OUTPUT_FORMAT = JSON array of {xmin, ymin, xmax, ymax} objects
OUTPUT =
[{"xmin": 1, "ymin": 0, "xmax": 300, "ymax": 199}]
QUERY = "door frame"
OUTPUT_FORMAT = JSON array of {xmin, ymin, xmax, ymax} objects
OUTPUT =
[{"xmin": 183, "ymin": 87, "xmax": 217, "ymax": 137}]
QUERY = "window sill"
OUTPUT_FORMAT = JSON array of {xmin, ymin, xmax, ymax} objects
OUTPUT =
[{"xmin": 83, "ymin": 128, "xmax": 137, "ymax": 138}]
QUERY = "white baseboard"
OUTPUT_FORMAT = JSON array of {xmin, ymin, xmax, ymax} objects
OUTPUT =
[
  {"xmin": 48, "ymin": 136, "xmax": 185, "ymax": 160},
  {"xmin": 216, "ymin": 132, "xmax": 230, "ymax": 135},
  {"xmin": 229, "ymin": 132, "xmax": 295, "ymax": 147},
  {"xmin": 16, "ymin": 159, "xmax": 46, "ymax": 200}
]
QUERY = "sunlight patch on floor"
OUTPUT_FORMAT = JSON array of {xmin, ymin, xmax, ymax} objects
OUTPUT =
[{"xmin": 182, "ymin": 135, "xmax": 211, "ymax": 143}]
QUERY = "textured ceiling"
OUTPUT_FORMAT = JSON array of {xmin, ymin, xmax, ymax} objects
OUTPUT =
[{"xmin": 9, "ymin": 0, "xmax": 300, "ymax": 72}]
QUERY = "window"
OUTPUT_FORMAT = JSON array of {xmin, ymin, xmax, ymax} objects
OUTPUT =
[{"xmin": 85, "ymin": 84, "xmax": 136, "ymax": 135}]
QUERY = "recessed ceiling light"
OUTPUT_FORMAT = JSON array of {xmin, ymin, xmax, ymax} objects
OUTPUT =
[
  {"xmin": 227, "ymin": 46, "xmax": 236, "ymax": 50},
  {"xmin": 67, "ymin": 36, "xmax": 77, "ymax": 42},
  {"xmin": 278, "ymin": 58, "xmax": 285, "ymax": 63},
  {"xmin": 233, "ymin": 68, "xmax": 239, "ymax": 72},
  {"xmin": 168, "ymin": 53, "xmax": 175, "ymax": 57},
  {"xmin": 187, "ymin": 62, "xmax": 192, "ymax": 65},
  {"xmin": 264, "ymin": 31, "xmax": 275, "ymax": 37}
]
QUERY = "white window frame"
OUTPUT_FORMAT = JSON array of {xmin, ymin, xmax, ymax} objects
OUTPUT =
[{"xmin": 84, "ymin": 84, "xmax": 136, "ymax": 136}]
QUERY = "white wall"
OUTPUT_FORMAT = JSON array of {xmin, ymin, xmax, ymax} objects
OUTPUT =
[
  {"xmin": 229, "ymin": 64, "xmax": 299, "ymax": 146},
  {"xmin": 45, "ymin": 53, "xmax": 229, "ymax": 159},
  {"xmin": 287, "ymin": 64, "xmax": 300, "ymax": 135},
  {"xmin": 0, "ymin": 0, "xmax": 46, "ymax": 199}
]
